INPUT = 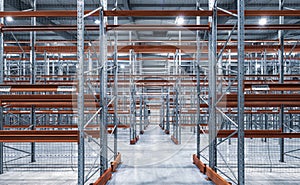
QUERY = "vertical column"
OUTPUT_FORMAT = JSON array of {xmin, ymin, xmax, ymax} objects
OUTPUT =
[
  {"xmin": 58, "ymin": 53, "xmax": 63, "ymax": 77},
  {"xmin": 278, "ymin": 0, "xmax": 285, "ymax": 162},
  {"xmin": 263, "ymin": 50, "xmax": 267, "ymax": 75},
  {"xmin": 30, "ymin": 0, "xmax": 36, "ymax": 84},
  {"xmin": 44, "ymin": 51, "xmax": 49, "ymax": 77},
  {"xmin": 129, "ymin": 49, "xmax": 132, "ymax": 140},
  {"xmin": 139, "ymin": 94, "xmax": 143, "ymax": 134},
  {"xmin": 227, "ymin": 31, "xmax": 232, "ymax": 75},
  {"xmin": 131, "ymin": 50, "xmax": 135, "ymax": 75},
  {"xmin": 175, "ymin": 51, "xmax": 178, "ymax": 75},
  {"xmin": 161, "ymin": 88, "xmax": 165, "ymax": 129},
  {"xmin": 143, "ymin": 94, "xmax": 147, "ymax": 130},
  {"xmin": 22, "ymin": 53, "xmax": 26, "ymax": 76},
  {"xmin": 77, "ymin": 0, "xmax": 85, "ymax": 184},
  {"xmin": 289, "ymin": 114, "xmax": 293, "ymax": 133},
  {"xmin": 0, "ymin": 0, "xmax": 3, "ymax": 175},
  {"xmin": 196, "ymin": 0, "xmax": 201, "ymax": 159},
  {"xmin": 30, "ymin": 105, "xmax": 36, "ymax": 162},
  {"xmin": 129, "ymin": 50, "xmax": 136, "ymax": 144},
  {"xmin": 139, "ymin": 53, "xmax": 142, "ymax": 76},
  {"xmin": 0, "ymin": 0, "xmax": 2, "ymax": 84},
  {"xmin": 255, "ymin": 53, "xmax": 258, "ymax": 75},
  {"xmin": 99, "ymin": 0, "xmax": 108, "ymax": 174},
  {"xmin": 172, "ymin": 88, "xmax": 175, "ymax": 136},
  {"xmin": 129, "ymin": 80, "xmax": 136, "ymax": 143},
  {"xmin": 175, "ymin": 89, "xmax": 179, "ymax": 142},
  {"xmin": 165, "ymin": 90, "xmax": 170, "ymax": 134},
  {"xmin": 178, "ymin": 88, "xmax": 182, "ymax": 144},
  {"xmin": 196, "ymin": 61, "xmax": 201, "ymax": 158},
  {"xmin": 264, "ymin": 114, "xmax": 268, "ymax": 142},
  {"xmin": 0, "ymin": 103, "xmax": 2, "ymax": 175},
  {"xmin": 30, "ymin": 0, "xmax": 37, "ymax": 163},
  {"xmin": 52, "ymin": 56, "xmax": 55, "ymax": 75},
  {"xmin": 3, "ymin": 55, "xmax": 6, "ymax": 77},
  {"xmin": 262, "ymin": 49, "xmax": 268, "ymax": 140},
  {"xmin": 208, "ymin": 0, "xmax": 217, "ymax": 170},
  {"xmin": 237, "ymin": 0, "xmax": 245, "ymax": 184},
  {"xmin": 113, "ymin": 0, "xmax": 118, "ymax": 159},
  {"xmin": 88, "ymin": 50, "xmax": 92, "ymax": 75}
]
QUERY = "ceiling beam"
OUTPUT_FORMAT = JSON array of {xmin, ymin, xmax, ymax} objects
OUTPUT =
[
  {"xmin": 6, "ymin": 0, "xmax": 76, "ymax": 41},
  {"xmin": 121, "ymin": 0, "xmax": 139, "ymax": 40}
]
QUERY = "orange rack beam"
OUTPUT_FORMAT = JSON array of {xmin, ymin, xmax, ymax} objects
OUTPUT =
[
  {"xmin": 3, "ymin": 124, "xmax": 129, "ymax": 129},
  {"xmin": 3, "ymin": 125, "xmax": 78, "ymax": 129},
  {"xmin": 91, "ymin": 153, "xmax": 122, "ymax": 185},
  {"xmin": 3, "ymin": 74, "xmax": 299, "ymax": 78},
  {"xmin": 130, "ymin": 136, "xmax": 140, "ymax": 145},
  {"xmin": 193, "ymin": 154, "xmax": 231, "ymax": 185},
  {"xmin": 1, "ymin": 102, "xmax": 99, "ymax": 108},
  {"xmin": 171, "ymin": 135, "xmax": 179, "ymax": 145},
  {"xmin": 0, "ymin": 10, "xmax": 300, "ymax": 17},
  {"xmin": 201, "ymin": 130, "xmax": 300, "ymax": 138},
  {"xmin": 244, "ymin": 84, "xmax": 300, "ymax": 91},
  {"xmin": 0, "ymin": 84, "xmax": 76, "ymax": 92},
  {"xmin": 4, "ymin": 44, "xmax": 300, "ymax": 54},
  {"xmin": 91, "ymin": 168, "xmax": 112, "ymax": 185},
  {"xmin": 5, "ymin": 24, "xmax": 298, "ymax": 32},
  {"xmin": 0, "ymin": 130, "xmax": 79, "ymax": 142},
  {"xmin": 4, "ymin": 110, "xmax": 130, "ymax": 114},
  {"xmin": 193, "ymin": 154, "xmax": 206, "ymax": 174},
  {"xmin": 107, "ymin": 24, "xmax": 300, "ymax": 31},
  {"xmin": 206, "ymin": 165, "xmax": 231, "ymax": 185},
  {"xmin": 180, "ymin": 110, "xmax": 300, "ymax": 114},
  {"xmin": 111, "ymin": 153, "xmax": 122, "ymax": 172}
]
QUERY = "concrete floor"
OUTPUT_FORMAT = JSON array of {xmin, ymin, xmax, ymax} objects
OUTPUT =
[
  {"xmin": 247, "ymin": 172, "xmax": 300, "ymax": 185},
  {"xmin": 0, "ymin": 125, "xmax": 299, "ymax": 184},
  {"xmin": 108, "ymin": 125, "xmax": 212, "ymax": 185},
  {"xmin": 0, "ymin": 171, "xmax": 77, "ymax": 185},
  {"xmin": 0, "ymin": 125, "xmax": 211, "ymax": 185}
]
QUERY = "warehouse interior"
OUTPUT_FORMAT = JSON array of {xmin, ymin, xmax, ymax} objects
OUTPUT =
[{"xmin": 0, "ymin": 0, "xmax": 299, "ymax": 184}]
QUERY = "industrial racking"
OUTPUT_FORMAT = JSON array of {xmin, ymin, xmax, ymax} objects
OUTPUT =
[{"xmin": 0, "ymin": 0, "xmax": 299, "ymax": 185}]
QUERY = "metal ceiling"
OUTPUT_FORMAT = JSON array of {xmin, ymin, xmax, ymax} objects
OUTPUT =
[
  {"xmin": 3, "ymin": 0, "xmax": 300, "ymax": 41},
  {"xmin": 2, "ymin": 0, "xmax": 300, "ymax": 79}
]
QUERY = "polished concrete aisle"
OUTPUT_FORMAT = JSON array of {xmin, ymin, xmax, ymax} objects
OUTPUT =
[
  {"xmin": 109, "ymin": 125, "xmax": 212, "ymax": 185},
  {"xmin": 0, "ymin": 125, "xmax": 211, "ymax": 185},
  {"xmin": 0, "ymin": 171, "xmax": 77, "ymax": 185}
]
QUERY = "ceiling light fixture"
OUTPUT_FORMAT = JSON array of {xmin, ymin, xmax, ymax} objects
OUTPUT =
[
  {"xmin": 259, "ymin": 18, "xmax": 267, "ymax": 25},
  {"xmin": 175, "ymin": 16, "xmax": 184, "ymax": 25},
  {"xmin": 255, "ymin": 63, "xmax": 261, "ymax": 69},
  {"xmin": 6, "ymin": 16, "xmax": 13, "ymax": 22}
]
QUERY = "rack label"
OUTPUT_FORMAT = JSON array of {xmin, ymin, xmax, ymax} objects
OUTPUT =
[
  {"xmin": 57, "ymin": 86, "xmax": 76, "ymax": 92},
  {"xmin": 251, "ymin": 85, "xmax": 270, "ymax": 91},
  {"xmin": 0, "ymin": 86, "xmax": 11, "ymax": 92}
]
